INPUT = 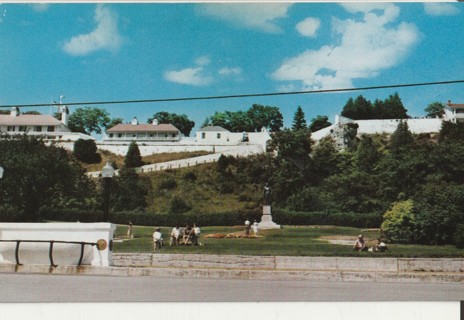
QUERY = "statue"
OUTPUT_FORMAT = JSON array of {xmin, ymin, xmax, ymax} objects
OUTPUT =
[{"xmin": 264, "ymin": 183, "xmax": 271, "ymax": 205}]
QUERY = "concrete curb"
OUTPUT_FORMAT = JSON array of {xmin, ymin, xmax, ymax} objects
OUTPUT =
[{"xmin": 0, "ymin": 257, "xmax": 463, "ymax": 284}]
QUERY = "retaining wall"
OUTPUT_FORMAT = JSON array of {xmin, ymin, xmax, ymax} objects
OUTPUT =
[{"xmin": 112, "ymin": 253, "xmax": 464, "ymax": 273}]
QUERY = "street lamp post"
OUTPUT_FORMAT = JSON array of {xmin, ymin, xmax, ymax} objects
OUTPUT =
[{"xmin": 101, "ymin": 161, "xmax": 115, "ymax": 222}]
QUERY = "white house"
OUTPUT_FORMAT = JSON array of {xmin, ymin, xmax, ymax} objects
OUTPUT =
[
  {"xmin": 0, "ymin": 106, "xmax": 93, "ymax": 141},
  {"xmin": 445, "ymin": 100, "xmax": 464, "ymax": 123},
  {"xmin": 195, "ymin": 126, "xmax": 239, "ymax": 144},
  {"xmin": 104, "ymin": 117, "xmax": 181, "ymax": 143}
]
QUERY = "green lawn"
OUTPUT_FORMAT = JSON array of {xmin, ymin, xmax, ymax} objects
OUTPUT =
[{"xmin": 113, "ymin": 224, "xmax": 464, "ymax": 258}]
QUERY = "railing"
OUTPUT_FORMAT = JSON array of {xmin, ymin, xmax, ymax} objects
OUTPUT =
[{"xmin": 0, "ymin": 240, "xmax": 100, "ymax": 267}]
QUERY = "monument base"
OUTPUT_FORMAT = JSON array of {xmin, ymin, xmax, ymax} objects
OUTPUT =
[{"xmin": 259, "ymin": 205, "xmax": 281, "ymax": 229}]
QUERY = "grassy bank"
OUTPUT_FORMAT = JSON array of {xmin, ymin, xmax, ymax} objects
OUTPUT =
[{"xmin": 113, "ymin": 224, "xmax": 464, "ymax": 258}]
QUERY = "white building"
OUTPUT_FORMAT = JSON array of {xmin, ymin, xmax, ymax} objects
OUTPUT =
[
  {"xmin": 0, "ymin": 106, "xmax": 93, "ymax": 141},
  {"xmin": 445, "ymin": 100, "xmax": 464, "ymax": 123},
  {"xmin": 104, "ymin": 117, "xmax": 181, "ymax": 143}
]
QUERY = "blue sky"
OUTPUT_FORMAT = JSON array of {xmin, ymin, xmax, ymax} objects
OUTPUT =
[{"xmin": 1, "ymin": 2, "xmax": 463, "ymax": 136}]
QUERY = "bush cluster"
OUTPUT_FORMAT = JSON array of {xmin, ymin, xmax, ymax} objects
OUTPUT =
[{"xmin": 272, "ymin": 209, "xmax": 382, "ymax": 228}]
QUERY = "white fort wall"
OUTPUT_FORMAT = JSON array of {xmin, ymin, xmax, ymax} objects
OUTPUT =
[
  {"xmin": 312, "ymin": 117, "xmax": 444, "ymax": 142},
  {"xmin": 0, "ymin": 223, "xmax": 116, "ymax": 267}
]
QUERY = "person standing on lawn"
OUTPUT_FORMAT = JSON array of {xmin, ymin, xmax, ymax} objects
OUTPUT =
[
  {"xmin": 193, "ymin": 223, "xmax": 201, "ymax": 246},
  {"xmin": 252, "ymin": 220, "xmax": 259, "ymax": 235},
  {"xmin": 245, "ymin": 219, "xmax": 251, "ymax": 235},
  {"xmin": 153, "ymin": 228, "xmax": 163, "ymax": 252}
]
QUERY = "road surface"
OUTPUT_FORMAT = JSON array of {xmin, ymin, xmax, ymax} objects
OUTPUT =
[{"xmin": 0, "ymin": 273, "xmax": 463, "ymax": 302}]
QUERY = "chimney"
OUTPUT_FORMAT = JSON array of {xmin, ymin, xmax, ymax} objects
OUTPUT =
[
  {"xmin": 10, "ymin": 106, "xmax": 19, "ymax": 117},
  {"xmin": 61, "ymin": 106, "xmax": 69, "ymax": 126},
  {"xmin": 131, "ymin": 117, "xmax": 139, "ymax": 125},
  {"xmin": 152, "ymin": 118, "xmax": 159, "ymax": 126}
]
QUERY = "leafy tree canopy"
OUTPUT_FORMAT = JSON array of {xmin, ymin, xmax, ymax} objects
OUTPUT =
[
  {"xmin": 0, "ymin": 135, "xmax": 96, "ymax": 221},
  {"xmin": 203, "ymin": 104, "xmax": 283, "ymax": 132},
  {"xmin": 309, "ymin": 115, "xmax": 332, "ymax": 132},
  {"xmin": 68, "ymin": 107, "xmax": 111, "ymax": 135},
  {"xmin": 147, "ymin": 112, "xmax": 195, "ymax": 137},
  {"xmin": 425, "ymin": 101, "xmax": 446, "ymax": 118},
  {"xmin": 106, "ymin": 117, "xmax": 124, "ymax": 131}
]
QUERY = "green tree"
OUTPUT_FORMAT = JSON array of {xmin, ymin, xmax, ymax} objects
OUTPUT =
[
  {"xmin": 381, "ymin": 200, "xmax": 416, "ymax": 244},
  {"xmin": 341, "ymin": 95, "xmax": 373, "ymax": 120},
  {"xmin": 389, "ymin": 120, "xmax": 413, "ymax": 155},
  {"xmin": 112, "ymin": 167, "xmax": 148, "ymax": 211},
  {"xmin": 354, "ymin": 135, "xmax": 380, "ymax": 173},
  {"xmin": 68, "ymin": 107, "xmax": 111, "ymax": 135},
  {"xmin": 73, "ymin": 139, "xmax": 101, "ymax": 164},
  {"xmin": 0, "ymin": 109, "xmax": 9, "ymax": 115},
  {"xmin": 425, "ymin": 102, "xmax": 446, "ymax": 118},
  {"xmin": 309, "ymin": 115, "xmax": 332, "ymax": 132},
  {"xmin": 106, "ymin": 117, "xmax": 124, "ymax": 130},
  {"xmin": 0, "ymin": 135, "xmax": 95, "ymax": 221},
  {"xmin": 292, "ymin": 106, "xmax": 307, "ymax": 131},
  {"xmin": 380, "ymin": 93, "xmax": 408, "ymax": 119},
  {"xmin": 148, "ymin": 112, "xmax": 195, "ymax": 136},
  {"xmin": 247, "ymin": 104, "xmax": 283, "ymax": 132},
  {"xmin": 124, "ymin": 141, "xmax": 143, "ymax": 168},
  {"xmin": 311, "ymin": 137, "xmax": 342, "ymax": 181}
]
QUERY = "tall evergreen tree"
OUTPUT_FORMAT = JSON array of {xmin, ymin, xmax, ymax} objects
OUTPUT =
[
  {"xmin": 292, "ymin": 106, "xmax": 307, "ymax": 131},
  {"xmin": 124, "ymin": 141, "xmax": 143, "ymax": 168},
  {"xmin": 390, "ymin": 120, "xmax": 413, "ymax": 154}
]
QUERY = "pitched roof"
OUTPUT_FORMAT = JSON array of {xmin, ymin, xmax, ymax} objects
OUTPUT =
[
  {"xmin": 198, "ymin": 126, "xmax": 230, "ymax": 132},
  {"xmin": 106, "ymin": 123, "xmax": 179, "ymax": 133},
  {"xmin": 0, "ymin": 114, "xmax": 62, "ymax": 126}
]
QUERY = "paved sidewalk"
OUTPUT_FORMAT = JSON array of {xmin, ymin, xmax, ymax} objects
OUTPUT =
[{"xmin": 0, "ymin": 254, "xmax": 463, "ymax": 284}]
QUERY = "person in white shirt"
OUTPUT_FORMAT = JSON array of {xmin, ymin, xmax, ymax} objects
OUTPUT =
[
  {"xmin": 245, "ymin": 219, "xmax": 251, "ymax": 235},
  {"xmin": 170, "ymin": 226, "xmax": 180, "ymax": 246},
  {"xmin": 153, "ymin": 228, "xmax": 163, "ymax": 251},
  {"xmin": 193, "ymin": 224, "xmax": 201, "ymax": 246},
  {"xmin": 252, "ymin": 220, "xmax": 259, "ymax": 235}
]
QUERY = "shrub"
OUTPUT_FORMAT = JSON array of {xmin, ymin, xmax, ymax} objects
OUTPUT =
[
  {"xmin": 381, "ymin": 200, "xmax": 416, "ymax": 244},
  {"xmin": 73, "ymin": 139, "xmax": 101, "ymax": 164},
  {"xmin": 159, "ymin": 178, "xmax": 177, "ymax": 190},
  {"xmin": 183, "ymin": 171, "xmax": 197, "ymax": 182},
  {"xmin": 170, "ymin": 196, "xmax": 192, "ymax": 214}
]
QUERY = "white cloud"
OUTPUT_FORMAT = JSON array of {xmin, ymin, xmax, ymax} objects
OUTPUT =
[
  {"xmin": 195, "ymin": 56, "xmax": 211, "ymax": 66},
  {"xmin": 197, "ymin": 3, "xmax": 292, "ymax": 33},
  {"xmin": 423, "ymin": 3, "xmax": 459, "ymax": 16},
  {"xmin": 164, "ymin": 67, "xmax": 213, "ymax": 87},
  {"xmin": 272, "ymin": 3, "xmax": 420, "ymax": 90},
  {"xmin": 218, "ymin": 67, "xmax": 242, "ymax": 76},
  {"xmin": 62, "ymin": 5, "xmax": 122, "ymax": 56},
  {"xmin": 296, "ymin": 17, "xmax": 321, "ymax": 38}
]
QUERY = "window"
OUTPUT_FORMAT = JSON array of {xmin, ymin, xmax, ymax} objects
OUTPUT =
[
  {"xmin": 47, "ymin": 126, "xmax": 54, "ymax": 132},
  {"xmin": 117, "ymin": 133, "xmax": 122, "ymax": 138},
  {"xmin": 109, "ymin": 134, "xmax": 114, "ymax": 138},
  {"xmin": 19, "ymin": 126, "xmax": 27, "ymax": 132},
  {"xmin": 217, "ymin": 133, "xmax": 221, "ymax": 139},
  {"xmin": 201, "ymin": 132, "xmax": 205, "ymax": 139},
  {"xmin": 7, "ymin": 126, "xmax": 14, "ymax": 132},
  {"xmin": 165, "ymin": 134, "xmax": 168, "ymax": 138},
  {"xmin": 35, "ymin": 126, "xmax": 42, "ymax": 132},
  {"xmin": 172, "ymin": 133, "xmax": 176, "ymax": 138}
]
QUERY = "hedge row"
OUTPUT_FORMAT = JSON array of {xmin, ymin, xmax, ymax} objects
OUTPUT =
[
  {"xmin": 3, "ymin": 207, "xmax": 382, "ymax": 228},
  {"xmin": 38, "ymin": 208, "xmax": 262, "ymax": 227},
  {"xmin": 272, "ymin": 209, "xmax": 382, "ymax": 228}
]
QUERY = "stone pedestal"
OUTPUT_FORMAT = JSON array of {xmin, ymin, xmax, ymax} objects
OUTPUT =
[{"xmin": 259, "ymin": 205, "xmax": 281, "ymax": 229}]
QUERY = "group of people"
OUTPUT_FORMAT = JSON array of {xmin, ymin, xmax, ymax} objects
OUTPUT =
[
  {"xmin": 152, "ymin": 224, "xmax": 201, "ymax": 251},
  {"xmin": 244, "ymin": 219, "xmax": 259, "ymax": 235},
  {"xmin": 353, "ymin": 234, "xmax": 387, "ymax": 252}
]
